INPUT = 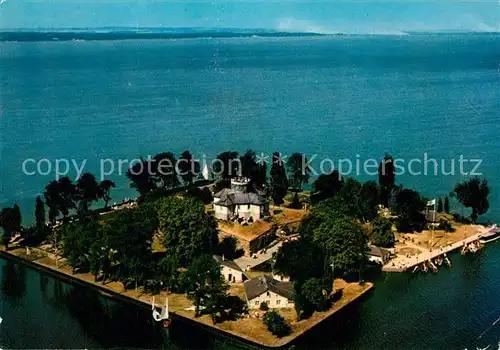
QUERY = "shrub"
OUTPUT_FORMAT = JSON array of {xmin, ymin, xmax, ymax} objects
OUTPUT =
[
  {"xmin": 370, "ymin": 216, "xmax": 395, "ymax": 248},
  {"xmin": 437, "ymin": 218, "xmax": 455, "ymax": 232},
  {"xmin": 259, "ymin": 302, "xmax": 269, "ymax": 311},
  {"xmin": 263, "ymin": 311, "xmax": 291, "ymax": 338}
]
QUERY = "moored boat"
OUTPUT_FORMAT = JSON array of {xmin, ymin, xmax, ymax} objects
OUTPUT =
[
  {"xmin": 152, "ymin": 297, "xmax": 171, "ymax": 328},
  {"xmin": 479, "ymin": 225, "xmax": 500, "ymax": 244}
]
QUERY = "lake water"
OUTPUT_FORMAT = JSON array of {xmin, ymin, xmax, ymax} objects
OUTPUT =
[
  {"xmin": 1, "ymin": 243, "xmax": 500, "ymax": 349},
  {"xmin": 1, "ymin": 34, "xmax": 499, "ymax": 223}
]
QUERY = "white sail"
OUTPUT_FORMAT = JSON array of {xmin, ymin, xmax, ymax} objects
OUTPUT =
[
  {"xmin": 152, "ymin": 309, "xmax": 162, "ymax": 321},
  {"xmin": 202, "ymin": 164, "xmax": 209, "ymax": 180}
]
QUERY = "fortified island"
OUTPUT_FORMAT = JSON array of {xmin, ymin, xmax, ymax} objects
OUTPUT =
[{"xmin": 0, "ymin": 151, "xmax": 495, "ymax": 347}]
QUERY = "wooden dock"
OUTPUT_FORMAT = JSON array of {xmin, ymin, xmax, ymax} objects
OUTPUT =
[{"xmin": 382, "ymin": 231, "xmax": 484, "ymax": 272}]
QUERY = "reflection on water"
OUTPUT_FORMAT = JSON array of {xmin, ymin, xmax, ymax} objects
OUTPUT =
[
  {"xmin": 1, "ymin": 261, "xmax": 26, "ymax": 302},
  {"xmin": 2, "ymin": 245, "xmax": 500, "ymax": 349},
  {"xmin": 0, "ymin": 258, "xmax": 239, "ymax": 349}
]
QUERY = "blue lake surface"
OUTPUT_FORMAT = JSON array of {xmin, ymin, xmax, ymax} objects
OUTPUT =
[
  {"xmin": 0, "ymin": 33, "xmax": 499, "ymax": 348},
  {"xmin": 1, "ymin": 244, "xmax": 500, "ymax": 349},
  {"xmin": 1, "ymin": 34, "xmax": 499, "ymax": 223}
]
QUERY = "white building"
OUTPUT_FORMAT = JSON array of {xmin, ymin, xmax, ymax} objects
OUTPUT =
[
  {"xmin": 213, "ymin": 178, "xmax": 269, "ymax": 221},
  {"xmin": 244, "ymin": 275, "xmax": 294, "ymax": 309},
  {"xmin": 367, "ymin": 245, "xmax": 391, "ymax": 265},
  {"xmin": 213, "ymin": 255, "xmax": 245, "ymax": 283}
]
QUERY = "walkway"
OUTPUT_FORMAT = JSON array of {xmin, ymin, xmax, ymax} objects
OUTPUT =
[
  {"xmin": 234, "ymin": 241, "xmax": 282, "ymax": 271},
  {"xmin": 383, "ymin": 229, "xmax": 487, "ymax": 272}
]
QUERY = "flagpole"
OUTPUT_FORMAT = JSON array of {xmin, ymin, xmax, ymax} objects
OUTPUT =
[{"xmin": 432, "ymin": 198, "xmax": 436, "ymax": 250}]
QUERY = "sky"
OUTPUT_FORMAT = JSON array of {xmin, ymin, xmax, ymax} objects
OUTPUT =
[{"xmin": 0, "ymin": 1, "xmax": 498, "ymax": 33}]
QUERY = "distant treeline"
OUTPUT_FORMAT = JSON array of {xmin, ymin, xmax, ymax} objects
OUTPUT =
[{"xmin": 0, "ymin": 31, "xmax": 324, "ymax": 42}]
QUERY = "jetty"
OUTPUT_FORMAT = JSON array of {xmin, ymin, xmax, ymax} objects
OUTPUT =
[{"xmin": 383, "ymin": 230, "xmax": 486, "ymax": 273}]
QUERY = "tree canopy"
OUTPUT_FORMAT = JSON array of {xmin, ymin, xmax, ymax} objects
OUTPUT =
[
  {"xmin": 153, "ymin": 152, "xmax": 180, "ymax": 189},
  {"xmin": 181, "ymin": 254, "xmax": 228, "ymax": 317},
  {"xmin": 313, "ymin": 217, "xmax": 368, "ymax": 275},
  {"xmin": 339, "ymin": 178, "xmax": 379, "ymax": 223},
  {"xmin": 0, "ymin": 204, "xmax": 22, "ymax": 248},
  {"xmin": 273, "ymin": 238, "xmax": 325, "ymax": 284},
  {"xmin": 287, "ymin": 153, "xmax": 310, "ymax": 191},
  {"xmin": 44, "ymin": 177, "xmax": 77, "ymax": 222},
  {"xmin": 99, "ymin": 180, "xmax": 116, "ymax": 208},
  {"xmin": 178, "ymin": 150, "xmax": 199, "ymax": 185},
  {"xmin": 155, "ymin": 197, "xmax": 218, "ymax": 266},
  {"xmin": 76, "ymin": 173, "xmax": 100, "ymax": 216},
  {"xmin": 392, "ymin": 189, "xmax": 427, "ymax": 233},
  {"xmin": 444, "ymin": 195, "xmax": 450, "ymax": 214},
  {"xmin": 312, "ymin": 171, "xmax": 344, "ymax": 203},
  {"xmin": 378, "ymin": 154, "xmax": 396, "ymax": 207},
  {"xmin": 269, "ymin": 152, "xmax": 288, "ymax": 206},
  {"xmin": 454, "ymin": 177, "xmax": 489, "ymax": 222},
  {"xmin": 370, "ymin": 216, "xmax": 395, "ymax": 248},
  {"xmin": 126, "ymin": 158, "xmax": 156, "ymax": 196},
  {"xmin": 263, "ymin": 311, "xmax": 291, "ymax": 338},
  {"xmin": 213, "ymin": 151, "xmax": 239, "ymax": 179}
]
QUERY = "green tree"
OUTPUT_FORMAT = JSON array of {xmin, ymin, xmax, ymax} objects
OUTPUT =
[
  {"xmin": 76, "ymin": 173, "xmax": 100, "ymax": 216},
  {"xmin": 155, "ymin": 197, "xmax": 218, "ymax": 266},
  {"xmin": 63, "ymin": 217, "xmax": 103, "ymax": 273},
  {"xmin": 44, "ymin": 180, "xmax": 61, "ymax": 224},
  {"xmin": 273, "ymin": 238, "xmax": 325, "ymax": 284},
  {"xmin": 392, "ymin": 189, "xmax": 427, "ymax": 233},
  {"xmin": 301, "ymin": 277, "xmax": 331, "ymax": 312},
  {"xmin": 156, "ymin": 255, "xmax": 181, "ymax": 292},
  {"xmin": 12, "ymin": 204, "xmax": 22, "ymax": 230},
  {"xmin": 43, "ymin": 177, "xmax": 76, "ymax": 222},
  {"xmin": 213, "ymin": 151, "xmax": 239, "ymax": 179},
  {"xmin": 378, "ymin": 154, "xmax": 396, "ymax": 207},
  {"xmin": 181, "ymin": 255, "xmax": 229, "ymax": 317},
  {"xmin": 312, "ymin": 171, "xmax": 344, "ymax": 203},
  {"xmin": 58, "ymin": 177, "xmax": 77, "ymax": 220},
  {"xmin": 240, "ymin": 149, "xmax": 257, "ymax": 179},
  {"xmin": 35, "ymin": 196, "xmax": 46, "ymax": 232},
  {"xmin": 339, "ymin": 178, "xmax": 379, "ymax": 223},
  {"xmin": 0, "ymin": 205, "xmax": 22, "ymax": 249},
  {"xmin": 255, "ymin": 160, "xmax": 267, "ymax": 188},
  {"xmin": 287, "ymin": 153, "xmax": 310, "ymax": 191},
  {"xmin": 34, "ymin": 196, "xmax": 48, "ymax": 242},
  {"xmin": 444, "ymin": 195, "xmax": 450, "ymax": 214},
  {"xmin": 99, "ymin": 180, "xmax": 116, "ymax": 208},
  {"xmin": 437, "ymin": 198, "xmax": 443, "ymax": 213},
  {"xmin": 178, "ymin": 150, "xmax": 199, "ymax": 185},
  {"xmin": 212, "ymin": 179, "xmax": 231, "ymax": 194},
  {"xmin": 153, "ymin": 152, "xmax": 180, "ymax": 189},
  {"xmin": 269, "ymin": 152, "xmax": 288, "ymax": 206},
  {"xmin": 186, "ymin": 186, "xmax": 213, "ymax": 205},
  {"xmin": 370, "ymin": 216, "xmax": 395, "ymax": 248},
  {"xmin": 126, "ymin": 158, "xmax": 156, "ymax": 196},
  {"xmin": 102, "ymin": 205, "xmax": 158, "ymax": 286},
  {"xmin": 299, "ymin": 196, "xmax": 352, "ymax": 240},
  {"xmin": 217, "ymin": 236, "xmax": 244, "ymax": 260},
  {"xmin": 313, "ymin": 217, "xmax": 368, "ymax": 276},
  {"xmin": 263, "ymin": 311, "xmax": 291, "ymax": 338},
  {"xmin": 454, "ymin": 177, "xmax": 489, "ymax": 223}
]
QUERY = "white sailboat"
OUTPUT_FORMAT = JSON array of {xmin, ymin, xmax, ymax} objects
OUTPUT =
[
  {"xmin": 151, "ymin": 296, "xmax": 171, "ymax": 328},
  {"xmin": 202, "ymin": 163, "xmax": 210, "ymax": 180}
]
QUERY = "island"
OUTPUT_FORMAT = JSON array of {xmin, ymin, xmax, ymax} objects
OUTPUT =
[{"xmin": 0, "ymin": 150, "xmax": 493, "ymax": 347}]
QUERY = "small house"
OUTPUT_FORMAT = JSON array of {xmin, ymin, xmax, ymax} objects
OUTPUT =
[
  {"xmin": 213, "ymin": 255, "xmax": 245, "ymax": 283},
  {"xmin": 244, "ymin": 275, "xmax": 294, "ymax": 309},
  {"xmin": 367, "ymin": 245, "xmax": 391, "ymax": 265}
]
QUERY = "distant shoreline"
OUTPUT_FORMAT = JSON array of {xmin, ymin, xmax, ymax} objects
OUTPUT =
[{"xmin": 0, "ymin": 30, "xmax": 497, "ymax": 42}]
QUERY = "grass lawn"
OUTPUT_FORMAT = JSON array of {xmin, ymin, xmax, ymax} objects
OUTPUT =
[{"xmin": 218, "ymin": 221, "xmax": 273, "ymax": 241}]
